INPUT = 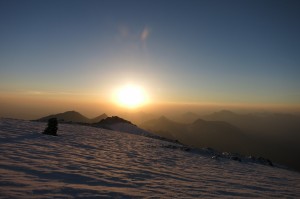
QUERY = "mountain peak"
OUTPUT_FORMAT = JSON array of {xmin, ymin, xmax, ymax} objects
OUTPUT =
[
  {"xmin": 64, "ymin": 110, "xmax": 78, "ymax": 114},
  {"xmin": 37, "ymin": 110, "xmax": 106, "ymax": 124},
  {"xmin": 62, "ymin": 110, "xmax": 83, "ymax": 116},
  {"xmin": 158, "ymin": 115, "xmax": 169, "ymax": 121},
  {"xmin": 90, "ymin": 113, "xmax": 108, "ymax": 123},
  {"xmin": 192, "ymin": 118, "xmax": 206, "ymax": 124},
  {"xmin": 37, "ymin": 110, "xmax": 89, "ymax": 123},
  {"xmin": 98, "ymin": 116, "xmax": 133, "ymax": 125}
]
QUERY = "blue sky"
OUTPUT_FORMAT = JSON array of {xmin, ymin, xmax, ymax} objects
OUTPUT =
[{"xmin": 0, "ymin": 0, "xmax": 300, "ymax": 110}]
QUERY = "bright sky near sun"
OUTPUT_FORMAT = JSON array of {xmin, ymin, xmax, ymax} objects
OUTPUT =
[
  {"xmin": 114, "ymin": 85, "xmax": 148, "ymax": 108},
  {"xmin": 0, "ymin": 0, "xmax": 300, "ymax": 116}
]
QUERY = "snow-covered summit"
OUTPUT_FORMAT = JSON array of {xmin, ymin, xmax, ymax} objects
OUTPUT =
[{"xmin": 0, "ymin": 118, "xmax": 299, "ymax": 198}]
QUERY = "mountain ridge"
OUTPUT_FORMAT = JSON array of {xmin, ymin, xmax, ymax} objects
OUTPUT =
[
  {"xmin": 141, "ymin": 115, "xmax": 246, "ymax": 153},
  {"xmin": 36, "ymin": 111, "xmax": 107, "ymax": 124}
]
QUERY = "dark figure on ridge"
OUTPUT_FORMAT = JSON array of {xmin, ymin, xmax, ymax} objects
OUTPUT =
[{"xmin": 43, "ymin": 118, "xmax": 58, "ymax": 136}]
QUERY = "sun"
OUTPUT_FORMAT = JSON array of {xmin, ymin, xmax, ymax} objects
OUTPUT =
[{"xmin": 115, "ymin": 85, "xmax": 148, "ymax": 108}]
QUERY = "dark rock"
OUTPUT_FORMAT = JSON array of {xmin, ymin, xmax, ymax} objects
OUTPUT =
[
  {"xmin": 230, "ymin": 156, "xmax": 242, "ymax": 162},
  {"xmin": 266, "ymin": 159, "xmax": 273, "ymax": 166},
  {"xmin": 182, "ymin": 146, "xmax": 191, "ymax": 152},
  {"xmin": 258, "ymin": 157, "xmax": 273, "ymax": 166},
  {"xmin": 43, "ymin": 118, "xmax": 58, "ymax": 136}
]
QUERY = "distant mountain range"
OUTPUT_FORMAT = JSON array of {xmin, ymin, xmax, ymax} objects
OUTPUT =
[
  {"xmin": 171, "ymin": 111, "xmax": 200, "ymax": 124},
  {"xmin": 141, "ymin": 116, "xmax": 247, "ymax": 153},
  {"xmin": 117, "ymin": 111, "xmax": 157, "ymax": 125},
  {"xmin": 36, "ymin": 109, "xmax": 300, "ymax": 171},
  {"xmin": 142, "ymin": 110, "xmax": 300, "ymax": 171},
  {"xmin": 202, "ymin": 110, "xmax": 300, "ymax": 137},
  {"xmin": 37, "ymin": 111, "xmax": 107, "ymax": 124}
]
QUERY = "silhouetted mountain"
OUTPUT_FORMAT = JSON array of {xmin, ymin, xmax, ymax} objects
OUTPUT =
[
  {"xmin": 203, "ymin": 110, "xmax": 259, "ymax": 133},
  {"xmin": 202, "ymin": 110, "xmax": 300, "ymax": 171},
  {"xmin": 142, "ymin": 116, "xmax": 185, "ymax": 140},
  {"xmin": 94, "ymin": 116, "xmax": 153, "ymax": 137},
  {"xmin": 186, "ymin": 119, "xmax": 247, "ymax": 153},
  {"xmin": 207, "ymin": 110, "xmax": 237, "ymax": 118},
  {"xmin": 203, "ymin": 110, "xmax": 300, "ymax": 137},
  {"xmin": 90, "ymin": 113, "xmax": 108, "ymax": 123},
  {"xmin": 37, "ymin": 111, "xmax": 107, "ymax": 124},
  {"xmin": 37, "ymin": 111, "xmax": 91, "ymax": 123},
  {"xmin": 97, "ymin": 116, "xmax": 133, "ymax": 126},
  {"xmin": 141, "ymin": 116, "xmax": 246, "ymax": 153},
  {"xmin": 118, "ymin": 111, "xmax": 157, "ymax": 125},
  {"xmin": 172, "ymin": 112, "xmax": 200, "ymax": 123}
]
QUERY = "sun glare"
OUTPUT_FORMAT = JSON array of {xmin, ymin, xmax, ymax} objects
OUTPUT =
[{"xmin": 115, "ymin": 85, "xmax": 147, "ymax": 108}]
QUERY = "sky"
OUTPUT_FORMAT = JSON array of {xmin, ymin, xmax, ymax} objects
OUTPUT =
[{"xmin": 1, "ymin": 0, "xmax": 300, "ymax": 118}]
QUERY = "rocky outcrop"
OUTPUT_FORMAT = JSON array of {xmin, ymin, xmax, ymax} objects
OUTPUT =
[{"xmin": 43, "ymin": 118, "xmax": 58, "ymax": 136}]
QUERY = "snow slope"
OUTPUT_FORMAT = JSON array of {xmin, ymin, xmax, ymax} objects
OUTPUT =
[
  {"xmin": 0, "ymin": 118, "xmax": 299, "ymax": 198},
  {"xmin": 96, "ymin": 122, "xmax": 154, "ymax": 137}
]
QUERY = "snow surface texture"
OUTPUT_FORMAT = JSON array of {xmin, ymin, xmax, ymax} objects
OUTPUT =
[{"xmin": 0, "ymin": 119, "xmax": 299, "ymax": 198}]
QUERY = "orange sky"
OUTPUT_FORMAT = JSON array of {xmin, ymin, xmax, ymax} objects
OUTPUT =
[{"xmin": 1, "ymin": 90, "xmax": 299, "ymax": 120}]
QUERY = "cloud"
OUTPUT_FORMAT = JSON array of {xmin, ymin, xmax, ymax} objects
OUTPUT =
[{"xmin": 140, "ymin": 27, "xmax": 150, "ymax": 41}]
